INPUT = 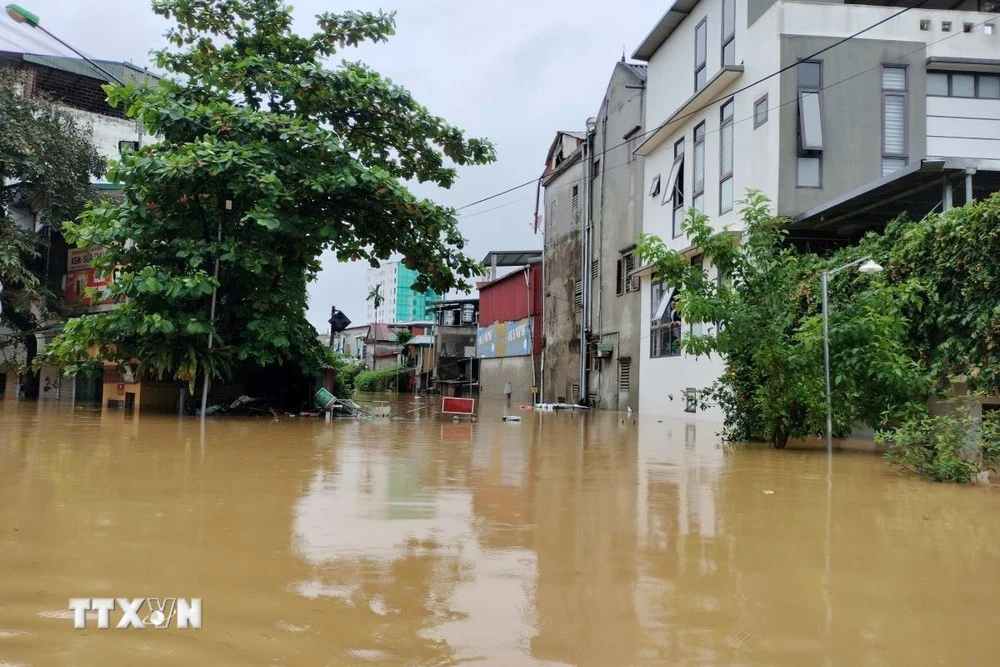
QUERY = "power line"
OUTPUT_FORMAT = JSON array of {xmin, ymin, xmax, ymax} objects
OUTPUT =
[
  {"xmin": 455, "ymin": 0, "xmax": 927, "ymax": 213},
  {"xmin": 474, "ymin": 2, "xmax": 983, "ymax": 221}
]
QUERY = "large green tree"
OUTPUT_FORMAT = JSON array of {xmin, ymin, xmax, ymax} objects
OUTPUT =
[
  {"xmin": 0, "ymin": 69, "xmax": 105, "ymax": 395},
  {"xmin": 40, "ymin": 0, "xmax": 495, "ymax": 388}
]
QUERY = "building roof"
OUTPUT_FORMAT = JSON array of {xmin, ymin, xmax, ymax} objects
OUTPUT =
[
  {"xmin": 482, "ymin": 251, "xmax": 543, "ymax": 267},
  {"xmin": 620, "ymin": 62, "xmax": 648, "ymax": 82},
  {"xmin": 409, "ymin": 335, "xmax": 436, "ymax": 347},
  {"xmin": 478, "ymin": 263, "xmax": 538, "ymax": 292},
  {"xmin": 429, "ymin": 298, "xmax": 479, "ymax": 309},
  {"xmin": 0, "ymin": 51, "xmax": 161, "ymax": 85},
  {"xmin": 632, "ymin": 1, "xmax": 701, "ymax": 62},
  {"xmin": 367, "ymin": 323, "xmax": 406, "ymax": 342}
]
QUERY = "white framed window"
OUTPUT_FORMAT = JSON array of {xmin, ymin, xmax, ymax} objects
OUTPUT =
[
  {"xmin": 650, "ymin": 276, "xmax": 681, "ymax": 358},
  {"xmin": 797, "ymin": 61, "xmax": 824, "ymax": 188}
]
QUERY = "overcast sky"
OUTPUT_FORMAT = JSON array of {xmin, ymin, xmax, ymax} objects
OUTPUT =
[{"xmin": 1, "ymin": 1, "xmax": 666, "ymax": 332}]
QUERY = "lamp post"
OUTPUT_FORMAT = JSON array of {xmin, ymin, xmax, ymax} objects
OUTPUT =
[
  {"xmin": 5, "ymin": 4, "xmax": 126, "ymax": 86},
  {"xmin": 821, "ymin": 256, "xmax": 883, "ymax": 454}
]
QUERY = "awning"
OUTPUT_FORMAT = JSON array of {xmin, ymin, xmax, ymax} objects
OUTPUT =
[{"xmin": 789, "ymin": 159, "xmax": 1000, "ymax": 239}]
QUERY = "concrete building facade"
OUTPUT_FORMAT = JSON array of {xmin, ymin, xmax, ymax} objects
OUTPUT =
[
  {"xmin": 541, "ymin": 132, "xmax": 585, "ymax": 404},
  {"xmin": 582, "ymin": 61, "xmax": 648, "ymax": 412},
  {"xmin": 633, "ymin": 0, "xmax": 1000, "ymax": 420},
  {"xmin": 365, "ymin": 260, "xmax": 439, "ymax": 324},
  {"xmin": 0, "ymin": 52, "xmax": 154, "ymax": 405}
]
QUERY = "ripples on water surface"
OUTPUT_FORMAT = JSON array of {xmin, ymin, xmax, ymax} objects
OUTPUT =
[{"xmin": 1, "ymin": 398, "xmax": 998, "ymax": 665}]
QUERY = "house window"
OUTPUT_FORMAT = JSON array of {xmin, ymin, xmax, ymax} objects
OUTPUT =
[
  {"xmin": 572, "ymin": 185, "xmax": 580, "ymax": 222},
  {"xmin": 693, "ymin": 122, "xmax": 705, "ymax": 212},
  {"xmin": 722, "ymin": 0, "xmax": 736, "ymax": 66},
  {"xmin": 619, "ymin": 358, "xmax": 631, "ymax": 392},
  {"xmin": 882, "ymin": 65, "xmax": 907, "ymax": 177},
  {"xmin": 649, "ymin": 174, "xmax": 661, "ymax": 198},
  {"xmin": 695, "ymin": 18, "xmax": 708, "ymax": 92},
  {"xmin": 754, "ymin": 95, "xmax": 768, "ymax": 128},
  {"xmin": 670, "ymin": 138, "xmax": 685, "ymax": 238},
  {"xmin": 650, "ymin": 275, "xmax": 681, "ymax": 358},
  {"xmin": 797, "ymin": 60, "xmax": 824, "ymax": 188},
  {"xmin": 616, "ymin": 252, "xmax": 637, "ymax": 296},
  {"xmin": 927, "ymin": 71, "xmax": 1000, "ymax": 99},
  {"xmin": 626, "ymin": 128, "xmax": 641, "ymax": 164},
  {"xmin": 720, "ymin": 99, "xmax": 735, "ymax": 214},
  {"xmin": 574, "ymin": 280, "xmax": 582, "ymax": 312}
]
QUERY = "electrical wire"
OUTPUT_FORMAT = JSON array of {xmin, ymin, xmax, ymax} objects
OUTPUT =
[
  {"xmin": 485, "ymin": 8, "xmax": 994, "ymax": 219},
  {"xmin": 455, "ymin": 0, "xmax": 929, "ymax": 213}
]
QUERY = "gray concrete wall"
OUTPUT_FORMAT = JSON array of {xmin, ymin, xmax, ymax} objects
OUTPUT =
[
  {"xmin": 777, "ymin": 36, "xmax": 927, "ymax": 219},
  {"xmin": 542, "ymin": 159, "xmax": 584, "ymax": 404},
  {"xmin": 748, "ymin": 0, "xmax": 780, "ymax": 27},
  {"xmin": 587, "ymin": 62, "xmax": 646, "ymax": 412},
  {"xmin": 480, "ymin": 356, "xmax": 538, "ymax": 405}
]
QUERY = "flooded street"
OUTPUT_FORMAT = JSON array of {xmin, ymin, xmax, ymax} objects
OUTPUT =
[{"xmin": 1, "ymin": 399, "xmax": 999, "ymax": 665}]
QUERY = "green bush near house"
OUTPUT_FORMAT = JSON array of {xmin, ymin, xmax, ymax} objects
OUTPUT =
[
  {"xmin": 355, "ymin": 365, "xmax": 406, "ymax": 392},
  {"xmin": 878, "ymin": 402, "xmax": 1000, "ymax": 483}
]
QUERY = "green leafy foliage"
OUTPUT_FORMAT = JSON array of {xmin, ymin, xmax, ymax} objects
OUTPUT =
[
  {"xmin": 0, "ymin": 69, "xmax": 106, "ymax": 328},
  {"xmin": 878, "ymin": 401, "xmax": 1000, "ymax": 483},
  {"xmin": 38, "ymin": 0, "xmax": 494, "ymax": 387},
  {"xmin": 852, "ymin": 193, "xmax": 1000, "ymax": 394},
  {"xmin": 355, "ymin": 364, "xmax": 406, "ymax": 392},
  {"xmin": 323, "ymin": 348, "xmax": 364, "ymax": 398},
  {"xmin": 638, "ymin": 191, "xmax": 928, "ymax": 449}
]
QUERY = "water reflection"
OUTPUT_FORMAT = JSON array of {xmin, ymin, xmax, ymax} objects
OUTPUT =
[{"xmin": 2, "ymin": 401, "xmax": 1000, "ymax": 665}]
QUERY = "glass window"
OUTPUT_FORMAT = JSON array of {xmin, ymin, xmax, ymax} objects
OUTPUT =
[
  {"xmin": 662, "ymin": 155, "xmax": 684, "ymax": 207},
  {"xmin": 798, "ymin": 92, "xmax": 824, "ymax": 150},
  {"xmin": 722, "ymin": 0, "xmax": 736, "ymax": 66},
  {"xmin": 754, "ymin": 95, "xmax": 768, "ymax": 128},
  {"xmin": 720, "ymin": 99, "xmax": 734, "ymax": 214},
  {"xmin": 927, "ymin": 72, "xmax": 949, "ymax": 96},
  {"xmin": 672, "ymin": 138, "xmax": 685, "ymax": 238},
  {"xmin": 952, "ymin": 73, "xmax": 976, "ymax": 97},
  {"xmin": 797, "ymin": 61, "xmax": 822, "ymax": 89},
  {"xmin": 693, "ymin": 122, "xmax": 706, "ymax": 197},
  {"xmin": 883, "ymin": 94, "xmax": 906, "ymax": 156},
  {"xmin": 882, "ymin": 66, "xmax": 906, "ymax": 91},
  {"xmin": 980, "ymin": 74, "xmax": 1000, "ymax": 99},
  {"xmin": 882, "ymin": 157, "xmax": 907, "ymax": 177},
  {"xmin": 695, "ymin": 19, "xmax": 707, "ymax": 91},
  {"xmin": 650, "ymin": 277, "xmax": 681, "ymax": 358},
  {"xmin": 797, "ymin": 156, "xmax": 821, "ymax": 187}
]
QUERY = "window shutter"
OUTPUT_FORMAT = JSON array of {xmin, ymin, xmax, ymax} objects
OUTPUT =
[{"xmin": 884, "ymin": 95, "xmax": 905, "ymax": 155}]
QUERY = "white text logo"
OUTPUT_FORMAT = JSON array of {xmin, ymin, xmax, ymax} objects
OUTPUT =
[{"xmin": 68, "ymin": 598, "xmax": 202, "ymax": 629}]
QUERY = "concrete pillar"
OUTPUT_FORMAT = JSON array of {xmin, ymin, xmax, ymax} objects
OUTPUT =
[{"xmin": 942, "ymin": 177, "xmax": 953, "ymax": 211}]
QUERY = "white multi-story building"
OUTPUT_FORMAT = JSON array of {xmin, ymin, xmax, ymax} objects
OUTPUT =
[{"xmin": 633, "ymin": 0, "xmax": 1000, "ymax": 420}]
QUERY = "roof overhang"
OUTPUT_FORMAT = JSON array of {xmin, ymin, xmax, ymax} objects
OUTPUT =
[
  {"xmin": 636, "ymin": 66, "xmax": 744, "ymax": 157},
  {"xmin": 789, "ymin": 159, "xmax": 1000, "ymax": 238},
  {"xmin": 926, "ymin": 56, "xmax": 1000, "ymax": 73},
  {"xmin": 632, "ymin": 0, "xmax": 700, "ymax": 62},
  {"xmin": 482, "ymin": 250, "xmax": 543, "ymax": 267}
]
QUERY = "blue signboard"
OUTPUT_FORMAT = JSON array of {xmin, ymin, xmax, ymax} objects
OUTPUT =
[{"xmin": 476, "ymin": 317, "xmax": 532, "ymax": 358}]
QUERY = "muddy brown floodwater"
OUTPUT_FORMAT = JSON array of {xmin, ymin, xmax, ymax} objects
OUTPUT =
[{"xmin": 1, "ymin": 398, "xmax": 1000, "ymax": 665}]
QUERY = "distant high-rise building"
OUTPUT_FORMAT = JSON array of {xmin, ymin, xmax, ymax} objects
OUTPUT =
[{"xmin": 365, "ymin": 261, "xmax": 438, "ymax": 324}]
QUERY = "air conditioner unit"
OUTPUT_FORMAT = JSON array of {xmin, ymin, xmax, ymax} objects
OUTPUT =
[
  {"xmin": 595, "ymin": 343, "xmax": 613, "ymax": 358},
  {"xmin": 628, "ymin": 275, "xmax": 640, "ymax": 292}
]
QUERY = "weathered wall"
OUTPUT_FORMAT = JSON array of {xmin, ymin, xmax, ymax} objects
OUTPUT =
[
  {"xmin": 587, "ymin": 62, "xmax": 646, "ymax": 412},
  {"xmin": 480, "ymin": 356, "xmax": 538, "ymax": 405},
  {"xmin": 542, "ymin": 159, "xmax": 583, "ymax": 403}
]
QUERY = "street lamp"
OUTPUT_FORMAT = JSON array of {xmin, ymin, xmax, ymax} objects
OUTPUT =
[
  {"xmin": 4, "ymin": 4, "xmax": 126, "ymax": 85},
  {"xmin": 821, "ymin": 256, "xmax": 883, "ymax": 453}
]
